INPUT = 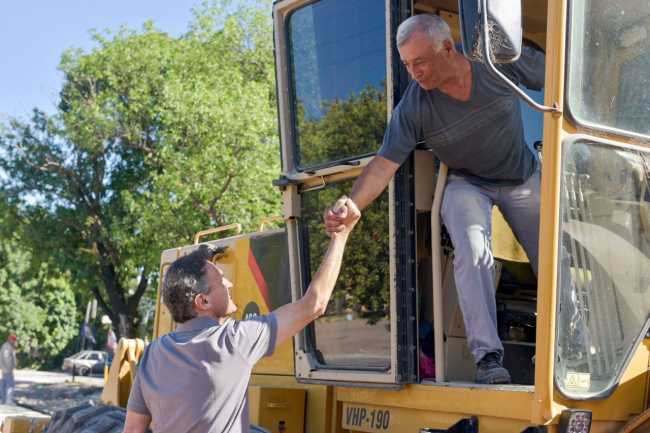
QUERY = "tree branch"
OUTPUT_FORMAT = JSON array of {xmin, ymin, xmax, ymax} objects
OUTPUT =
[
  {"xmin": 127, "ymin": 267, "xmax": 149, "ymax": 315},
  {"xmin": 91, "ymin": 286, "xmax": 115, "ymax": 320}
]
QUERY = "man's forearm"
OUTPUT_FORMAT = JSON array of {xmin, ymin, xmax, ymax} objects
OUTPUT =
[
  {"xmin": 304, "ymin": 234, "xmax": 349, "ymax": 314},
  {"xmin": 349, "ymin": 156, "xmax": 399, "ymax": 211},
  {"xmin": 273, "ymin": 234, "xmax": 351, "ymax": 346}
]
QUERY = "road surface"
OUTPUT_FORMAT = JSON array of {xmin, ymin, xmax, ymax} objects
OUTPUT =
[{"xmin": 1, "ymin": 369, "xmax": 104, "ymax": 427}]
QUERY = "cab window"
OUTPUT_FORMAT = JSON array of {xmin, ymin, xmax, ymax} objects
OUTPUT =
[
  {"xmin": 566, "ymin": 0, "xmax": 650, "ymax": 139},
  {"xmin": 557, "ymin": 139, "xmax": 650, "ymax": 399},
  {"xmin": 300, "ymin": 178, "xmax": 391, "ymax": 368},
  {"xmin": 287, "ymin": 0, "xmax": 387, "ymax": 169}
]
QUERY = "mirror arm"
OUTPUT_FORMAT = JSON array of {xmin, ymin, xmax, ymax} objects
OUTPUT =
[{"xmin": 479, "ymin": 0, "xmax": 561, "ymax": 115}]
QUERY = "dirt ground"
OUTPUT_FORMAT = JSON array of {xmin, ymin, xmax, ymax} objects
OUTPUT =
[{"xmin": 12, "ymin": 370, "xmax": 104, "ymax": 416}]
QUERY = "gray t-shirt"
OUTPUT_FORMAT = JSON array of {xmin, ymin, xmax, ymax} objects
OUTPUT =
[
  {"xmin": 378, "ymin": 45, "xmax": 545, "ymax": 186},
  {"xmin": 127, "ymin": 314, "xmax": 277, "ymax": 433}
]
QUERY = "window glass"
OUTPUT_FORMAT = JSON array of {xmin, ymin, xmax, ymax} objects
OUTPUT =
[
  {"xmin": 557, "ymin": 139, "xmax": 650, "ymax": 398},
  {"xmin": 519, "ymin": 85, "xmax": 544, "ymax": 154},
  {"xmin": 567, "ymin": 0, "xmax": 650, "ymax": 138},
  {"xmin": 88, "ymin": 353, "xmax": 100, "ymax": 360},
  {"xmin": 288, "ymin": 0, "xmax": 387, "ymax": 169},
  {"xmin": 300, "ymin": 178, "xmax": 390, "ymax": 367}
]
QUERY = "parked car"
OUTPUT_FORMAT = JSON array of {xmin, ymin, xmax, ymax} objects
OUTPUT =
[{"xmin": 62, "ymin": 350, "xmax": 111, "ymax": 376}]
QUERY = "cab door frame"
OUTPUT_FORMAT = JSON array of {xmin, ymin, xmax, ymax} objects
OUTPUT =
[{"xmin": 272, "ymin": 0, "xmax": 417, "ymax": 387}]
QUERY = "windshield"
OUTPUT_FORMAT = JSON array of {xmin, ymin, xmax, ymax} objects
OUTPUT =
[
  {"xmin": 556, "ymin": 138, "xmax": 650, "ymax": 399},
  {"xmin": 566, "ymin": 0, "xmax": 650, "ymax": 139},
  {"xmin": 287, "ymin": 0, "xmax": 387, "ymax": 169}
]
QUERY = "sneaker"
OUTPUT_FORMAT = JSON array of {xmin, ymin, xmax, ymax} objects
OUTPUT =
[{"xmin": 476, "ymin": 352, "xmax": 511, "ymax": 384}]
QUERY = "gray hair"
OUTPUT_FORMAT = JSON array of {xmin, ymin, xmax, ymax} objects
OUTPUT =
[
  {"xmin": 396, "ymin": 14, "xmax": 453, "ymax": 51},
  {"xmin": 162, "ymin": 246, "xmax": 225, "ymax": 323}
]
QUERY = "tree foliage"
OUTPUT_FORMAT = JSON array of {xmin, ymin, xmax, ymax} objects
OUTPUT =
[
  {"xmin": 0, "ymin": 1, "xmax": 280, "ymax": 339},
  {"xmin": 0, "ymin": 225, "xmax": 78, "ymax": 368},
  {"xmin": 300, "ymin": 84, "xmax": 390, "ymax": 323}
]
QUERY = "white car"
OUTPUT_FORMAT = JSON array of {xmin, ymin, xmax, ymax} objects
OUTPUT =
[{"xmin": 62, "ymin": 350, "xmax": 111, "ymax": 376}]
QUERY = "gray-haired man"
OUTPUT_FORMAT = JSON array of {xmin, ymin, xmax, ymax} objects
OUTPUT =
[
  {"xmin": 124, "ymin": 197, "xmax": 360, "ymax": 433},
  {"xmin": 325, "ymin": 14, "xmax": 546, "ymax": 384}
]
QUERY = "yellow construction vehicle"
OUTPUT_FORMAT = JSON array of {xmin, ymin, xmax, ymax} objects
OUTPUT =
[{"xmin": 6, "ymin": 0, "xmax": 650, "ymax": 431}]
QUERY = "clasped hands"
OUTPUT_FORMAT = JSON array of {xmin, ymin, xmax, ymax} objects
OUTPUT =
[{"xmin": 323, "ymin": 195, "xmax": 361, "ymax": 239}]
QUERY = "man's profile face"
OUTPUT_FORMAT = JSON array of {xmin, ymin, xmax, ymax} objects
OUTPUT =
[
  {"xmin": 204, "ymin": 261, "xmax": 237, "ymax": 319},
  {"xmin": 398, "ymin": 30, "xmax": 449, "ymax": 91}
]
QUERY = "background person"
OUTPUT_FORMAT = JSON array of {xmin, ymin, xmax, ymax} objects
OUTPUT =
[{"xmin": 1, "ymin": 334, "xmax": 18, "ymax": 405}]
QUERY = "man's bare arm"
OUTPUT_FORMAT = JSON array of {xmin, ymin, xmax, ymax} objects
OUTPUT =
[
  {"xmin": 273, "ymin": 197, "xmax": 360, "ymax": 347},
  {"xmin": 123, "ymin": 411, "xmax": 152, "ymax": 433},
  {"xmin": 325, "ymin": 155, "xmax": 400, "ymax": 238}
]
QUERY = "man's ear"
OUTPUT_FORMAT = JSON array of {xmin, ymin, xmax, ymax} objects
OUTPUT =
[
  {"xmin": 194, "ymin": 293, "xmax": 210, "ymax": 311},
  {"xmin": 443, "ymin": 39, "xmax": 454, "ymax": 57}
]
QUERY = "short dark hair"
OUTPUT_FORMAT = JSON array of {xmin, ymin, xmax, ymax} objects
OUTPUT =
[{"xmin": 162, "ymin": 246, "xmax": 225, "ymax": 323}]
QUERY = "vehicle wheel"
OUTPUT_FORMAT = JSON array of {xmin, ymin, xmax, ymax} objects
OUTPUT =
[
  {"xmin": 43, "ymin": 404, "xmax": 152, "ymax": 433},
  {"xmin": 77, "ymin": 365, "xmax": 90, "ymax": 376}
]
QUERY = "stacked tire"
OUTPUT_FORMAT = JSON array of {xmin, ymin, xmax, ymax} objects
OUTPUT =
[{"xmin": 43, "ymin": 404, "xmax": 152, "ymax": 433}]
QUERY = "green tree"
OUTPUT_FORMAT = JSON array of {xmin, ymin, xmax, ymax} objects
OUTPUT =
[
  {"xmin": 0, "ymin": 1, "xmax": 280, "ymax": 339},
  {"xmin": 0, "ymin": 228, "xmax": 78, "ymax": 368}
]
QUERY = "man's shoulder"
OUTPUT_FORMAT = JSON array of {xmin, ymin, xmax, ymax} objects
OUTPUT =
[{"xmin": 394, "ymin": 81, "xmax": 424, "ymax": 115}]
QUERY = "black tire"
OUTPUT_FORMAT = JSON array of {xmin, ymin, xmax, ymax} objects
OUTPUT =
[
  {"xmin": 43, "ymin": 404, "xmax": 152, "ymax": 433},
  {"xmin": 77, "ymin": 365, "xmax": 90, "ymax": 376}
]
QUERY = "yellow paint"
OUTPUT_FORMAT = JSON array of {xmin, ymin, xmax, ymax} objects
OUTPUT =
[
  {"xmin": 249, "ymin": 387, "xmax": 306, "ymax": 433},
  {"xmin": 531, "ymin": 0, "xmax": 567, "ymax": 423},
  {"xmin": 250, "ymin": 374, "xmax": 333, "ymax": 433},
  {"xmin": 337, "ymin": 385, "xmax": 533, "ymax": 422},
  {"xmin": 2, "ymin": 417, "xmax": 50, "ymax": 433},
  {"xmin": 232, "ymin": 237, "xmax": 294, "ymax": 376}
]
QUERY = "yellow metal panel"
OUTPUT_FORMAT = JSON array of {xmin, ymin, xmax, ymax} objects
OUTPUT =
[
  {"xmin": 249, "ymin": 387, "xmax": 306, "ymax": 433},
  {"xmin": 2, "ymin": 417, "xmax": 50, "ymax": 433},
  {"xmin": 232, "ymin": 237, "xmax": 294, "ymax": 376},
  {"xmin": 250, "ymin": 374, "xmax": 332, "ymax": 433},
  {"xmin": 341, "ymin": 403, "xmax": 535, "ymax": 433},
  {"xmin": 533, "ymin": 0, "xmax": 567, "ymax": 423},
  {"xmin": 337, "ymin": 385, "xmax": 533, "ymax": 421}
]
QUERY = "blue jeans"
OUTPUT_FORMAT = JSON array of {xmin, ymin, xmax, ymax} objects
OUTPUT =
[
  {"xmin": 2, "ymin": 372, "xmax": 14, "ymax": 404},
  {"xmin": 441, "ymin": 170, "xmax": 542, "ymax": 363}
]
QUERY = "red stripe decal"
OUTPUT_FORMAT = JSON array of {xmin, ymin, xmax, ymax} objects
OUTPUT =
[{"xmin": 248, "ymin": 249, "xmax": 273, "ymax": 311}]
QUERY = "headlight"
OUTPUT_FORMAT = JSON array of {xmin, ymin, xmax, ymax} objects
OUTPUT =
[{"xmin": 559, "ymin": 409, "xmax": 592, "ymax": 433}]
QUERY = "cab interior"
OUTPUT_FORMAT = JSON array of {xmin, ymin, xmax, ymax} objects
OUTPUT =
[{"xmin": 412, "ymin": 0, "xmax": 547, "ymax": 386}]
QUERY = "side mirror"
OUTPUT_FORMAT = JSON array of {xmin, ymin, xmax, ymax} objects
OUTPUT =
[{"xmin": 459, "ymin": 0, "xmax": 522, "ymax": 63}]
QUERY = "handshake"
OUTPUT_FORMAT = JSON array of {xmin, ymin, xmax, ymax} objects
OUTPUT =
[{"xmin": 323, "ymin": 195, "xmax": 361, "ymax": 239}]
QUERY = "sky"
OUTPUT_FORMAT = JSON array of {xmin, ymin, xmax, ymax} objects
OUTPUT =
[{"xmin": 0, "ymin": 1, "xmax": 204, "ymax": 120}]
